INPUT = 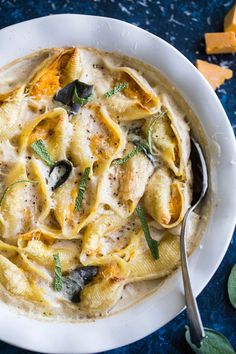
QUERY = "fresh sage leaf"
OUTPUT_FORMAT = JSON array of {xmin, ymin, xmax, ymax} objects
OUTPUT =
[
  {"xmin": 75, "ymin": 167, "xmax": 90, "ymax": 212},
  {"xmin": 112, "ymin": 143, "xmax": 149, "ymax": 165},
  {"xmin": 132, "ymin": 140, "xmax": 156, "ymax": 164},
  {"xmin": 104, "ymin": 82, "xmax": 128, "ymax": 98},
  {"xmin": 148, "ymin": 111, "xmax": 166, "ymax": 155},
  {"xmin": 31, "ymin": 139, "xmax": 55, "ymax": 167},
  {"xmin": 136, "ymin": 206, "xmax": 159, "ymax": 260},
  {"xmin": 228, "ymin": 264, "xmax": 236, "ymax": 309},
  {"xmin": 72, "ymin": 88, "xmax": 92, "ymax": 106},
  {"xmin": 185, "ymin": 326, "xmax": 235, "ymax": 354},
  {"xmin": 53, "ymin": 254, "xmax": 63, "ymax": 292},
  {"xmin": 0, "ymin": 180, "xmax": 38, "ymax": 206}
]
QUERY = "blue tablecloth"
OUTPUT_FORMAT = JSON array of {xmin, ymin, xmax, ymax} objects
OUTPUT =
[{"xmin": 0, "ymin": 1, "xmax": 235, "ymax": 353}]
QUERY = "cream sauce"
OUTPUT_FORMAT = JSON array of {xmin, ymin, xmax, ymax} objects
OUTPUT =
[{"xmin": 0, "ymin": 47, "xmax": 211, "ymax": 321}]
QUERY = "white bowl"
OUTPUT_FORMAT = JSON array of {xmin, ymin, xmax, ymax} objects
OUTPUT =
[{"xmin": 0, "ymin": 14, "xmax": 236, "ymax": 354}]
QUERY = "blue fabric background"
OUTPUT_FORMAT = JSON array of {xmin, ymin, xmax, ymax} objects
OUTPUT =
[{"xmin": 0, "ymin": 0, "xmax": 235, "ymax": 353}]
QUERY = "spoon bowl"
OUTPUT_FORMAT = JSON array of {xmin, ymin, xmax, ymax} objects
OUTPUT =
[{"xmin": 180, "ymin": 137, "xmax": 208, "ymax": 347}]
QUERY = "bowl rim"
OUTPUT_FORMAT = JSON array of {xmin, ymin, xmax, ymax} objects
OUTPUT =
[{"xmin": 0, "ymin": 13, "xmax": 236, "ymax": 354}]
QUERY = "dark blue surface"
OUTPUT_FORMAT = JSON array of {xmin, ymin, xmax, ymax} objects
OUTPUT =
[{"xmin": 0, "ymin": 0, "xmax": 235, "ymax": 353}]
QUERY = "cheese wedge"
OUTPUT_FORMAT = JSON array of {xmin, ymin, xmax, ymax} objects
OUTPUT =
[
  {"xmin": 196, "ymin": 59, "xmax": 233, "ymax": 90},
  {"xmin": 224, "ymin": 5, "xmax": 236, "ymax": 33},
  {"xmin": 205, "ymin": 32, "xmax": 236, "ymax": 54}
]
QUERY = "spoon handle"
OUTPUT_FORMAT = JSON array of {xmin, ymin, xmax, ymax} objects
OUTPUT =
[{"xmin": 180, "ymin": 208, "xmax": 205, "ymax": 347}]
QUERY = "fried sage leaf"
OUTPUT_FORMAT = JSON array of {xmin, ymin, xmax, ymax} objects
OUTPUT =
[
  {"xmin": 31, "ymin": 139, "xmax": 55, "ymax": 167},
  {"xmin": 112, "ymin": 143, "xmax": 149, "ymax": 165},
  {"xmin": 75, "ymin": 167, "xmax": 90, "ymax": 212},
  {"xmin": 54, "ymin": 79, "xmax": 93, "ymax": 114},
  {"xmin": 31, "ymin": 140, "xmax": 73, "ymax": 190},
  {"xmin": 53, "ymin": 254, "xmax": 63, "ymax": 292},
  {"xmin": 185, "ymin": 326, "xmax": 235, "ymax": 354},
  {"xmin": 63, "ymin": 266, "xmax": 98, "ymax": 303},
  {"xmin": 136, "ymin": 206, "xmax": 159, "ymax": 260},
  {"xmin": 49, "ymin": 160, "xmax": 73, "ymax": 191},
  {"xmin": 228, "ymin": 264, "xmax": 236, "ymax": 309}
]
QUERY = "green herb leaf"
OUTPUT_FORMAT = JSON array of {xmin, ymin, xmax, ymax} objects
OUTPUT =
[
  {"xmin": 228, "ymin": 264, "xmax": 236, "ymax": 309},
  {"xmin": 31, "ymin": 139, "xmax": 55, "ymax": 167},
  {"xmin": 133, "ymin": 140, "xmax": 156, "ymax": 164},
  {"xmin": 113, "ymin": 143, "xmax": 149, "ymax": 165},
  {"xmin": 75, "ymin": 167, "xmax": 91, "ymax": 212},
  {"xmin": 0, "ymin": 180, "xmax": 38, "ymax": 207},
  {"xmin": 148, "ymin": 111, "xmax": 166, "ymax": 155},
  {"xmin": 72, "ymin": 88, "xmax": 92, "ymax": 106},
  {"xmin": 54, "ymin": 80, "xmax": 93, "ymax": 114},
  {"xmin": 53, "ymin": 254, "xmax": 63, "ymax": 292},
  {"xmin": 136, "ymin": 206, "xmax": 159, "ymax": 260},
  {"xmin": 104, "ymin": 82, "xmax": 128, "ymax": 98},
  {"xmin": 185, "ymin": 326, "xmax": 235, "ymax": 354}
]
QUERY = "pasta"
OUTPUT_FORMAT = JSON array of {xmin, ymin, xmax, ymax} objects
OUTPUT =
[{"xmin": 0, "ymin": 47, "xmax": 203, "ymax": 320}]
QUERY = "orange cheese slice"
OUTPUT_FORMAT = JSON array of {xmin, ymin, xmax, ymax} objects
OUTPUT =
[
  {"xmin": 196, "ymin": 60, "xmax": 233, "ymax": 90},
  {"xmin": 205, "ymin": 32, "xmax": 236, "ymax": 54},
  {"xmin": 224, "ymin": 5, "xmax": 236, "ymax": 33}
]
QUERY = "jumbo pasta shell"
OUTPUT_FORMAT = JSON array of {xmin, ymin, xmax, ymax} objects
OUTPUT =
[
  {"xmin": 0, "ymin": 255, "xmax": 44, "ymax": 302},
  {"xmin": 103, "ymin": 60, "xmax": 160, "ymax": 121},
  {"xmin": 0, "ymin": 86, "xmax": 25, "ymax": 141},
  {"xmin": 144, "ymin": 166, "xmax": 192, "ymax": 228},
  {"xmin": 27, "ymin": 48, "xmax": 82, "ymax": 99}
]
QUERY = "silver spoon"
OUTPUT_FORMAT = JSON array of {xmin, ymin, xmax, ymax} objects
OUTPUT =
[{"xmin": 180, "ymin": 137, "xmax": 208, "ymax": 347}]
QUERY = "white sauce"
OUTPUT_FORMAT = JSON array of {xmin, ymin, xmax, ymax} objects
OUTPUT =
[{"xmin": 0, "ymin": 47, "xmax": 211, "ymax": 321}]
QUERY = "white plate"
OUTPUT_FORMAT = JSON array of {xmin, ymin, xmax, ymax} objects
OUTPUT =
[{"xmin": 0, "ymin": 14, "xmax": 236, "ymax": 354}]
